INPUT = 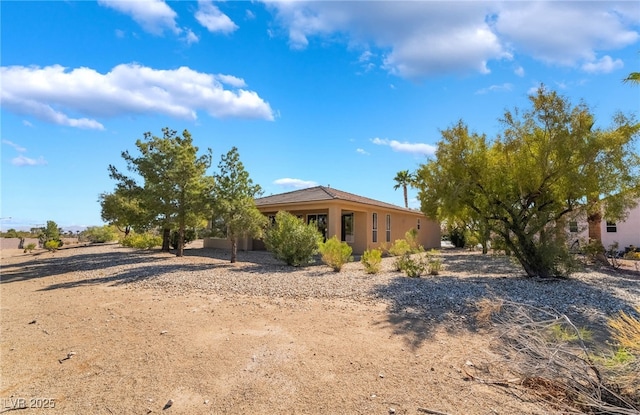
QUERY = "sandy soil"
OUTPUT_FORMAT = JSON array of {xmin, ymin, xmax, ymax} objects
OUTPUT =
[{"xmin": 2, "ymin": 243, "xmax": 636, "ymax": 415}]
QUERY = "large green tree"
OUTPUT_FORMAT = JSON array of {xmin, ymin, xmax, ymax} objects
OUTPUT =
[
  {"xmin": 393, "ymin": 170, "xmax": 413, "ymax": 208},
  {"xmin": 212, "ymin": 147, "xmax": 267, "ymax": 263},
  {"xmin": 415, "ymin": 87, "xmax": 639, "ymax": 278},
  {"xmin": 106, "ymin": 128, "xmax": 214, "ymax": 256},
  {"xmin": 99, "ymin": 188, "xmax": 149, "ymax": 237}
]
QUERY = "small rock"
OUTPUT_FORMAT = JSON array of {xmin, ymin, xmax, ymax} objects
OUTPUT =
[
  {"xmin": 28, "ymin": 320, "xmax": 36, "ymax": 324},
  {"xmin": 379, "ymin": 373, "xmax": 384, "ymax": 378},
  {"xmin": 465, "ymin": 360, "xmax": 474, "ymax": 367},
  {"xmin": 389, "ymin": 408, "xmax": 396, "ymax": 414},
  {"xmin": 163, "ymin": 399, "xmax": 173, "ymax": 410},
  {"xmin": 160, "ymin": 330, "xmax": 168, "ymax": 335},
  {"xmin": 204, "ymin": 400, "xmax": 209, "ymax": 404},
  {"xmin": 370, "ymin": 394, "xmax": 376, "ymax": 398}
]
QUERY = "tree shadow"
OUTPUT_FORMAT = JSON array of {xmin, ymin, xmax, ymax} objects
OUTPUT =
[
  {"xmin": 37, "ymin": 263, "xmax": 218, "ymax": 291},
  {"xmin": 371, "ymin": 258, "xmax": 639, "ymax": 350}
]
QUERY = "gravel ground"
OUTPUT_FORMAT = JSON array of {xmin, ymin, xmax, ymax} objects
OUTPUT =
[
  {"xmin": 6, "ymin": 241, "xmax": 638, "ymax": 332},
  {"xmin": 2, "ymin": 241, "xmax": 639, "ymax": 414}
]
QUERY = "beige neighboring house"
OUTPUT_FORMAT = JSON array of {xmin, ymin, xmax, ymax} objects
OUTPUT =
[
  {"xmin": 568, "ymin": 201, "xmax": 640, "ymax": 252},
  {"xmin": 204, "ymin": 185, "xmax": 441, "ymax": 255}
]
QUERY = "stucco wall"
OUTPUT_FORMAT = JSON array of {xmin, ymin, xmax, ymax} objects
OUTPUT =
[
  {"xmin": 0, "ymin": 237, "xmax": 80, "ymax": 250},
  {"xmin": 601, "ymin": 204, "xmax": 640, "ymax": 250}
]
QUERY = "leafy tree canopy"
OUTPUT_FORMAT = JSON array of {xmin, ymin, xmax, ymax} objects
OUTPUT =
[
  {"xmin": 212, "ymin": 147, "xmax": 267, "ymax": 263},
  {"xmin": 415, "ymin": 86, "xmax": 640, "ymax": 278}
]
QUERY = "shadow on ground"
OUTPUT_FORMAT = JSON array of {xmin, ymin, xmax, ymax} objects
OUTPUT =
[{"xmin": 371, "ymin": 251, "xmax": 640, "ymax": 349}]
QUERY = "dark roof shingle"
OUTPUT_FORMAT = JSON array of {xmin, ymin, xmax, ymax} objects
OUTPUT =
[{"xmin": 255, "ymin": 186, "xmax": 419, "ymax": 213}]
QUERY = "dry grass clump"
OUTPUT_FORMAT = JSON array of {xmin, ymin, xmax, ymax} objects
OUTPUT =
[{"xmin": 472, "ymin": 300, "xmax": 639, "ymax": 414}]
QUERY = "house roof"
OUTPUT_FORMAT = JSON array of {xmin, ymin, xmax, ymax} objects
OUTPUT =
[{"xmin": 255, "ymin": 186, "xmax": 421, "ymax": 214}]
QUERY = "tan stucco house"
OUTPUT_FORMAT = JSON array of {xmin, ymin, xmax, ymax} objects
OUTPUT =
[{"xmin": 204, "ymin": 186, "xmax": 441, "ymax": 255}]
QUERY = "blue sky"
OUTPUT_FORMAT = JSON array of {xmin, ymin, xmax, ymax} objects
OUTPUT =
[{"xmin": 1, "ymin": 1, "xmax": 639, "ymax": 230}]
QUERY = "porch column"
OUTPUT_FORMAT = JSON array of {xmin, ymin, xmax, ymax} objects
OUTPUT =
[{"xmin": 327, "ymin": 205, "xmax": 341, "ymax": 240}]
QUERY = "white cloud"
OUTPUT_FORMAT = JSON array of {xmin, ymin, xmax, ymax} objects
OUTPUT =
[
  {"xmin": 195, "ymin": 0, "xmax": 238, "ymax": 34},
  {"xmin": 273, "ymin": 178, "xmax": 318, "ymax": 189},
  {"xmin": 494, "ymin": 2, "xmax": 638, "ymax": 67},
  {"xmin": 216, "ymin": 74, "xmax": 247, "ymax": 88},
  {"xmin": 371, "ymin": 137, "xmax": 436, "ymax": 156},
  {"xmin": 263, "ymin": 2, "xmax": 638, "ymax": 79},
  {"xmin": 184, "ymin": 28, "xmax": 199, "ymax": 45},
  {"xmin": 582, "ymin": 55, "xmax": 624, "ymax": 74},
  {"xmin": 356, "ymin": 148, "xmax": 369, "ymax": 155},
  {"xmin": 514, "ymin": 66, "xmax": 525, "ymax": 77},
  {"xmin": 22, "ymin": 120, "xmax": 33, "ymax": 127},
  {"xmin": 2, "ymin": 139, "xmax": 27, "ymax": 153},
  {"xmin": 0, "ymin": 64, "xmax": 275, "ymax": 129},
  {"xmin": 11, "ymin": 155, "xmax": 47, "ymax": 167},
  {"xmin": 98, "ymin": 0, "xmax": 180, "ymax": 35},
  {"xmin": 475, "ymin": 83, "xmax": 513, "ymax": 95}
]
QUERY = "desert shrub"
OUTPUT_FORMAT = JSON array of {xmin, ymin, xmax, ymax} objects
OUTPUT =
[
  {"xmin": 449, "ymin": 226, "xmax": 466, "ymax": 248},
  {"xmin": 624, "ymin": 251, "xmax": 640, "ymax": 260},
  {"xmin": 44, "ymin": 239, "xmax": 62, "ymax": 252},
  {"xmin": 480, "ymin": 303, "xmax": 640, "ymax": 414},
  {"xmin": 388, "ymin": 239, "xmax": 412, "ymax": 257},
  {"xmin": 426, "ymin": 249, "xmax": 443, "ymax": 275},
  {"xmin": 394, "ymin": 253, "xmax": 426, "ymax": 277},
  {"xmin": 170, "ymin": 229, "xmax": 197, "ymax": 250},
  {"xmin": 84, "ymin": 225, "xmax": 119, "ymax": 243},
  {"xmin": 120, "ymin": 233, "xmax": 162, "ymax": 250},
  {"xmin": 264, "ymin": 211, "xmax": 322, "ymax": 266},
  {"xmin": 361, "ymin": 248, "xmax": 382, "ymax": 274},
  {"xmin": 23, "ymin": 243, "xmax": 37, "ymax": 253},
  {"xmin": 318, "ymin": 236, "xmax": 353, "ymax": 272},
  {"xmin": 404, "ymin": 228, "xmax": 423, "ymax": 252}
]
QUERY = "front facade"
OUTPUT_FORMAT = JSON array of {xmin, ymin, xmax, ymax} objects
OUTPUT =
[
  {"xmin": 204, "ymin": 186, "xmax": 441, "ymax": 255},
  {"xmin": 253, "ymin": 186, "xmax": 440, "ymax": 255}
]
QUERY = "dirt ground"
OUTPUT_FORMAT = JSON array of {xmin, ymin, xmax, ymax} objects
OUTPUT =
[{"xmin": 2, "ymin": 243, "xmax": 635, "ymax": 415}]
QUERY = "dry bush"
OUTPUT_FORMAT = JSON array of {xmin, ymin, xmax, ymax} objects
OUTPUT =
[{"xmin": 476, "ymin": 301, "xmax": 639, "ymax": 414}]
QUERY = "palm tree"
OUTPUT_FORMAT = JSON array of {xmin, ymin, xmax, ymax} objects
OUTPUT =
[
  {"xmin": 393, "ymin": 170, "xmax": 413, "ymax": 208},
  {"xmin": 623, "ymin": 72, "xmax": 640, "ymax": 85}
]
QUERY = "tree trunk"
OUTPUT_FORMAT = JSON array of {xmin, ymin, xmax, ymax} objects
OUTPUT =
[
  {"xmin": 161, "ymin": 227, "xmax": 171, "ymax": 252},
  {"xmin": 587, "ymin": 208, "xmax": 608, "ymax": 264},
  {"xmin": 230, "ymin": 238, "xmax": 237, "ymax": 263},
  {"xmin": 403, "ymin": 186, "xmax": 408, "ymax": 208},
  {"xmin": 176, "ymin": 227, "xmax": 184, "ymax": 257}
]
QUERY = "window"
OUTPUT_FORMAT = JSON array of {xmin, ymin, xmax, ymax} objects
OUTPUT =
[
  {"xmin": 308, "ymin": 214, "xmax": 328, "ymax": 240},
  {"xmin": 606, "ymin": 221, "xmax": 617, "ymax": 233},
  {"xmin": 569, "ymin": 221, "xmax": 578, "ymax": 233},
  {"xmin": 268, "ymin": 215, "xmax": 276, "ymax": 225},
  {"xmin": 386, "ymin": 214, "xmax": 391, "ymax": 242},
  {"xmin": 372, "ymin": 213, "xmax": 378, "ymax": 243},
  {"xmin": 417, "ymin": 218, "xmax": 421, "ymax": 230},
  {"xmin": 341, "ymin": 213, "xmax": 354, "ymax": 243}
]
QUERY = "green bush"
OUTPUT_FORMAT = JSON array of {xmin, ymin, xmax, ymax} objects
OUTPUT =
[
  {"xmin": 624, "ymin": 251, "xmax": 640, "ymax": 260},
  {"xmin": 361, "ymin": 248, "xmax": 382, "ymax": 274},
  {"xmin": 404, "ymin": 228, "xmax": 423, "ymax": 252},
  {"xmin": 83, "ymin": 225, "xmax": 119, "ymax": 243},
  {"xmin": 394, "ymin": 253, "xmax": 426, "ymax": 277},
  {"xmin": 388, "ymin": 239, "xmax": 412, "ymax": 257},
  {"xmin": 170, "ymin": 229, "xmax": 197, "ymax": 250},
  {"xmin": 264, "ymin": 211, "xmax": 323, "ymax": 266},
  {"xmin": 120, "ymin": 233, "xmax": 162, "ymax": 250},
  {"xmin": 449, "ymin": 226, "xmax": 466, "ymax": 248},
  {"xmin": 426, "ymin": 249, "xmax": 443, "ymax": 275},
  {"xmin": 44, "ymin": 239, "xmax": 62, "ymax": 252},
  {"xmin": 318, "ymin": 236, "xmax": 353, "ymax": 272},
  {"xmin": 23, "ymin": 243, "xmax": 36, "ymax": 253}
]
